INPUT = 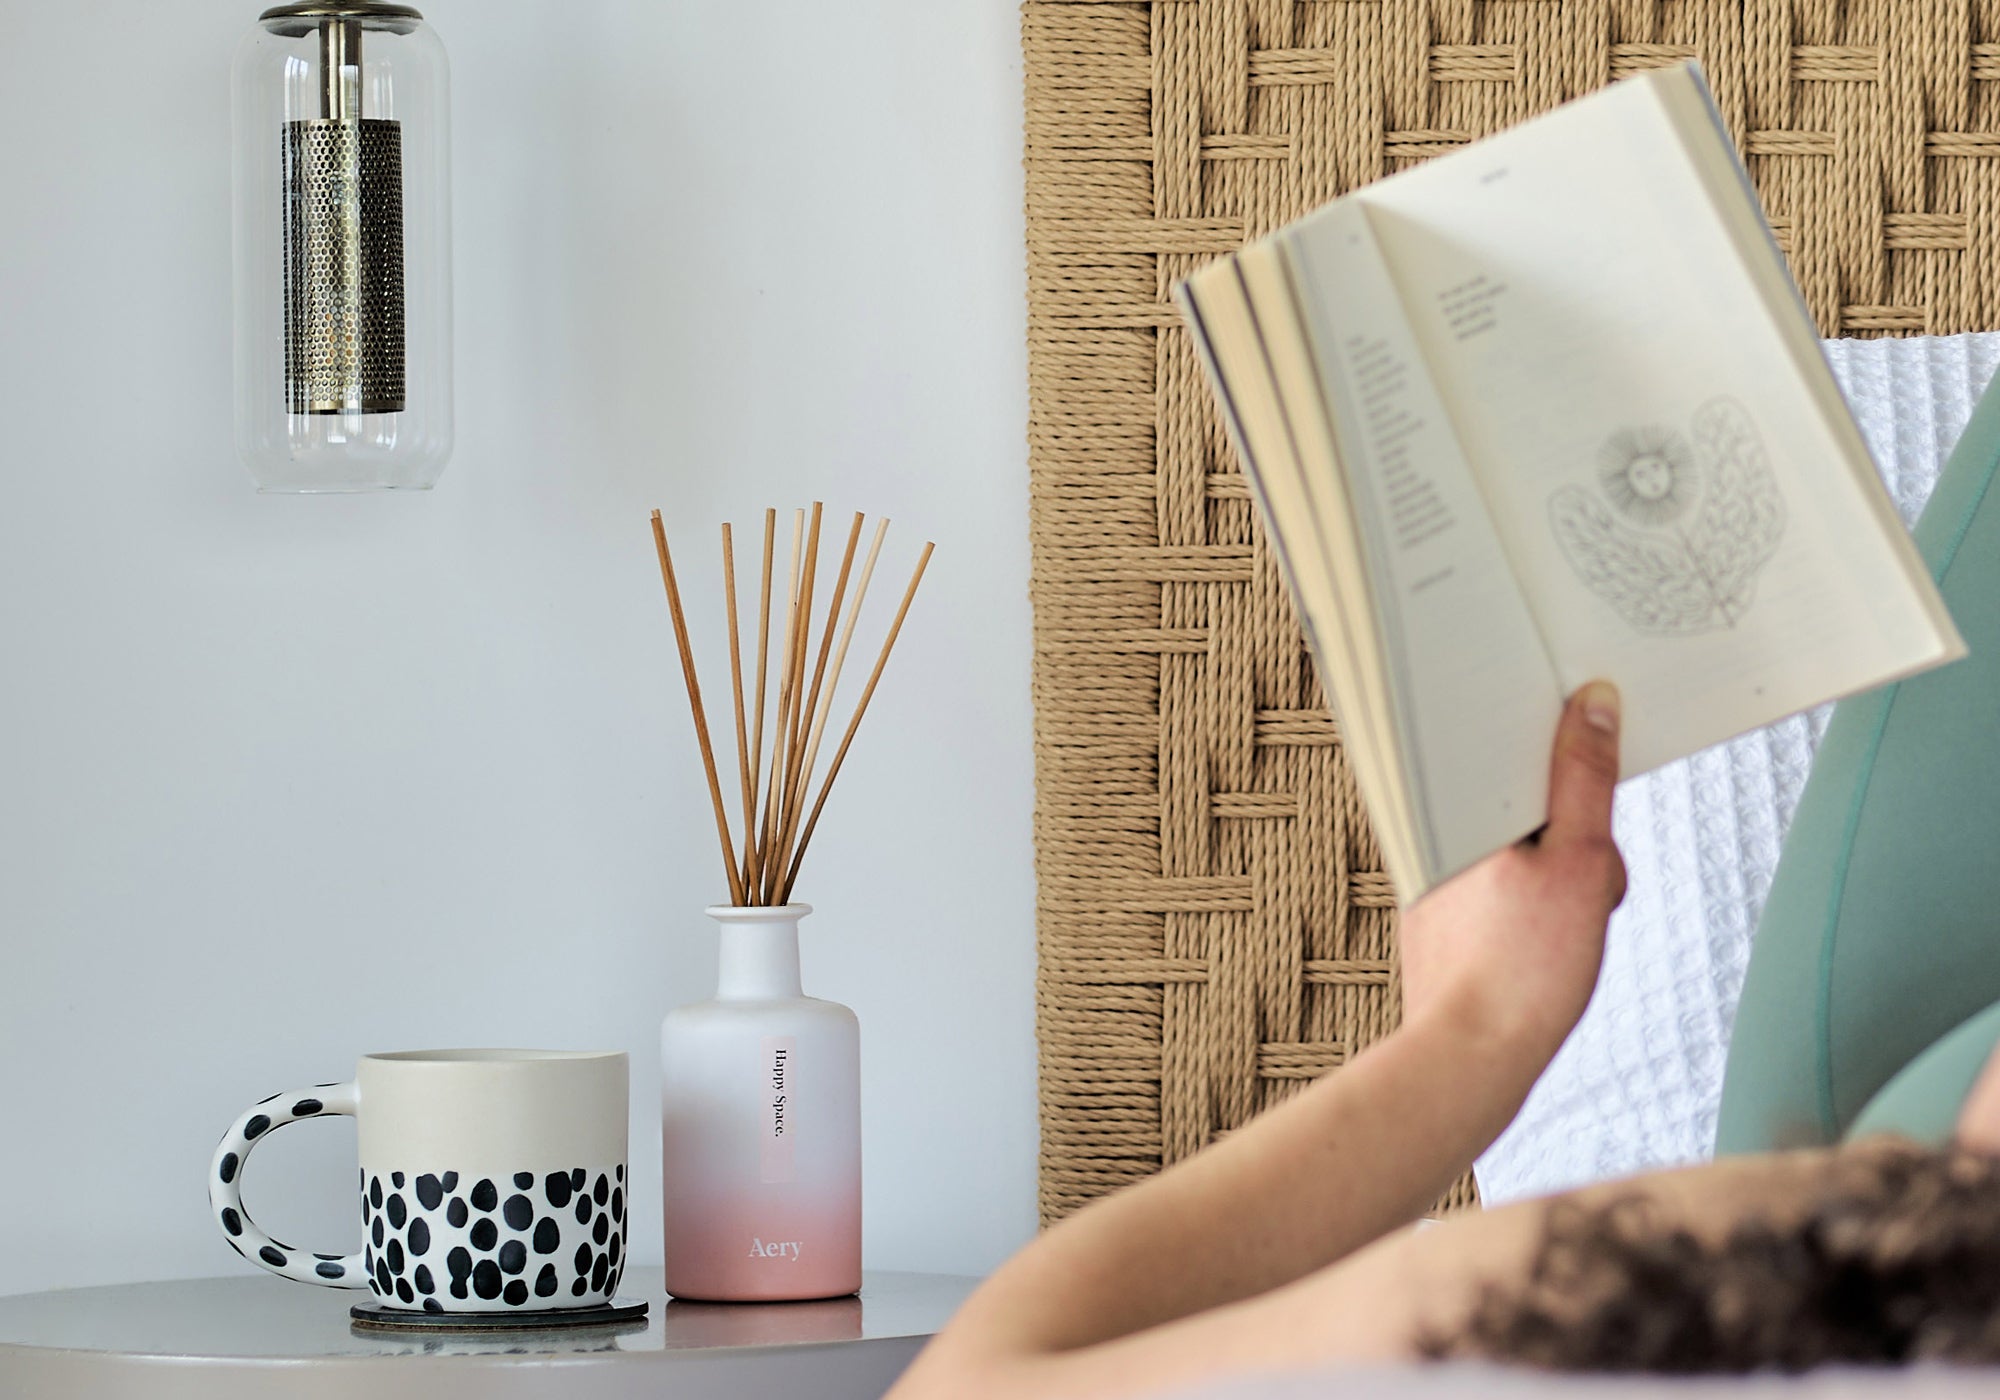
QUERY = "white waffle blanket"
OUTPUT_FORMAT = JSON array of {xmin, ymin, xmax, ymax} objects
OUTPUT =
[{"xmin": 1474, "ymin": 333, "xmax": 2000, "ymax": 1205}]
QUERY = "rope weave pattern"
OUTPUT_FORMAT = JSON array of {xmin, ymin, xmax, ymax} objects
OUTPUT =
[{"xmin": 1026, "ymin": 0, "xmax": 2000, "ymax": 1225}]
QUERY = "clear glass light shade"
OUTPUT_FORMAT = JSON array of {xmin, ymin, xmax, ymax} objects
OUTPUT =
[{"xmin": 232, "ymin": 3, "xmax": 452, "ymax": 492}]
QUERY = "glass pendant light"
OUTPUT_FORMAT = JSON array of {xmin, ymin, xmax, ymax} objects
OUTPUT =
[{"xmin": 232, "ymin": 3, "xmax": 452, "ymax": 491}]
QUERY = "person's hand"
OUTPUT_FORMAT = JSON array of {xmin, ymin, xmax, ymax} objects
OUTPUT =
[
  {"xmin": 1396, "ymin": 680, "xmax": 1627, "ymax": 1068},
  {"xmin": 1955, "ymin": 1039, "xmax": 2000, "ymax": 1153}
]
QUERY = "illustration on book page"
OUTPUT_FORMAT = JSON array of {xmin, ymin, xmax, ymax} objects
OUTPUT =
[{"xmin": 1548, "ymin": 397, "xmax": 1787, "ymax": 636}]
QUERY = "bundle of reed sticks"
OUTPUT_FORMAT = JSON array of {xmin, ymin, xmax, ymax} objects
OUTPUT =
[{"xmin": 650, "ymin": 504, "xmax": 934, "ymax": 907}]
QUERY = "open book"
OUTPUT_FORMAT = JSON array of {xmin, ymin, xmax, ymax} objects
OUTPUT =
[{"xmin": 1174, "ymin": 62, "xmax": 1964, "ymax": 903}]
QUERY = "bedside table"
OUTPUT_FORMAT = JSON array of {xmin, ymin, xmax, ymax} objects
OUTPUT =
[{"xmin": 0, "ymin": 1266, "xmax": 976, "ymax": 1399}]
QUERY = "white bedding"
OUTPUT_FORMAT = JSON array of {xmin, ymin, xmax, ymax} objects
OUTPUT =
[{"xmin": 1473, "ymin": 333, "xmax": 2000, "ymax": 1205}]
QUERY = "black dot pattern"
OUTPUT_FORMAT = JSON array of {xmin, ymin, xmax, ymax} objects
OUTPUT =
[
  {"xmin": 211, "ymin": 1083, "xmax": 354, "ymax": 1289},
  {"xmin": 336, "ymin": 1161, "xmax": 625, "ymax": 1311},
  {"xmin": 212, "ymin": 1120, "xmax": 627, "ymax": 1308}
]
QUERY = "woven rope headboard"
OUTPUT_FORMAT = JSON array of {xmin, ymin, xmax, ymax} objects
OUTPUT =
[{"xmin": 1026, "ymin": 0, "xmax": 2000, "ymax": 1225}]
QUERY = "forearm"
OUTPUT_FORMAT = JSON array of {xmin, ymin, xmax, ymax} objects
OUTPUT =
[
  {"xmin": 894, "ymin": 685, "xmax": 1625, "ymax": 1400},
  {"xmin": 905, "ymin": 990, "xmax": 1554, "ymax": 1383}
]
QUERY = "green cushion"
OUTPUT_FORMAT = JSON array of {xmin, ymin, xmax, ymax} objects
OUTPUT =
[
  {"xmin": 1716, "ymin": 375, "xmax": 2000, "ymax": 1154},
  {"xmin": 1846, "ymin": 1000, "xmax": 2000, "ymax": 1146}
]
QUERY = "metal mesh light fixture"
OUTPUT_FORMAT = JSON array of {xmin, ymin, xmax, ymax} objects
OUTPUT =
[{"xmin": 233, "ymin": 3, "xmax": 452, "ymax": 491}]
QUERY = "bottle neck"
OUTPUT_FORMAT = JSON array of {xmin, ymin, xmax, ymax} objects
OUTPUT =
[{"xmin": 711, "ymin": 912, "xmax": 805, "ymax": 999}]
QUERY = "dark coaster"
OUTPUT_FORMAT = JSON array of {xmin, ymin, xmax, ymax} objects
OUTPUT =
[{"xmin": 350, "ymin": 1295, "xmax": 650, "ymax": 1333}]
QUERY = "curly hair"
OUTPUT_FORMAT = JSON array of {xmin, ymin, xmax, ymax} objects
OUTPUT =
[{"xmin": 1422, "ymin": 1140, "xmax": 2000, "ymax": 1372}]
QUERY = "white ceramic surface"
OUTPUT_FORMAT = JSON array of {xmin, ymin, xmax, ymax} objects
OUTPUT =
[
  {"xmin": 661, "ymin": 906, "xmax": 863, "ymax": 1302},
  {"xmin": 208, "ymin": 1049, "xmax": 628, "ymax": 1314}
]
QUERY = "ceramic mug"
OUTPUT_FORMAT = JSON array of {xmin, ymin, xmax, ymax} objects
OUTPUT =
[{"xmin": 208, "ymin": 1049, "xmax": 629, "ymax": 1314}]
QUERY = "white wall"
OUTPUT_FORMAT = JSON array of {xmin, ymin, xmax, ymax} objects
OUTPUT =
[{"xmin": 0, "ymin": 0, "xmax": 1034, "ymax": 1293}]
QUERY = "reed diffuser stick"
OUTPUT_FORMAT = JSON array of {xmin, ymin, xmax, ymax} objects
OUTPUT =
[
  {"xmin": 786, "ymin": 513, "xmax": 865, "ymax": 815},
  {"xmin": 650, "ymin": 510, "xmax": 747, "ymax": 907},
  {"xmin": 801, "ymin": 518, "xmax": 890, "ymax": 794},
  {"xmin": 744, "ymin": 509, "xmax": 777, "ymax": 892},
  {"xmin": 758, "ymin": 510, "xmax": 806, "ymax": 902},
  {"xmin": 782, "ymin": 504, "xmax": 826, "ymax": 814},
  {"xmin": 778, "ymin": 540, "xmax": 934, "ymax": 903},
  {"xmin": 721, "ymin": 524, "xmax": 755, "ymax": 893},
  {"xmin": 766, "ymin": 506, "xmax": 822, "ymax": 903},
  {"xmin": 772, "ymin": 518, "xmax": 888, "ymax": 880},
  {"xmin": 649, "ymin": 506, "xmax": 932, "ymax": 907}
]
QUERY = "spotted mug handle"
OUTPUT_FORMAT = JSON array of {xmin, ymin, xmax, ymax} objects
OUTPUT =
[{"xmin": 208, "ymin": 1082, "xmax": 367, "ymax": 1289}]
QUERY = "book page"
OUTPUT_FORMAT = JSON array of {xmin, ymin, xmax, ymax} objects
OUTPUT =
[
  {"xmin": 1353, "ymin": 66, "xmax": 1960, "ymax": 777},
  {"xmin": 1227, "ymin": 247, "xmax": 1426, "ymax": 887},
  {"xmin": 1173, "ymin": 261, "xmax": 1427, "ymax": 893},
  {"xmin": 1281, "ymin": 201, "xmax": 1565, "ymax": 884}
]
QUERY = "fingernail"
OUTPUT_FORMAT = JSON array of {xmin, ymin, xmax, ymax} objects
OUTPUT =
[{"xmin": 1580, "ymin": 681, "xmax": 1620, "ymax": 736}]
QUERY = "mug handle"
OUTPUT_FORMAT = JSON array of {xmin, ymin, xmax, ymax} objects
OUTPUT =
[{"xmin": 208, "ymin": 1081, "xmax": 367, "ymax": 1289}]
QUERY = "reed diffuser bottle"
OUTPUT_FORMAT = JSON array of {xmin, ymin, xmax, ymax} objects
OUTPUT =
[
  {"xmin": 646, "ymin": 504, "xmax": 932, "ymax": 1302},
  {"xmin": 661, "ymin": 905, "xmax": 860, "ymax": 1300}
]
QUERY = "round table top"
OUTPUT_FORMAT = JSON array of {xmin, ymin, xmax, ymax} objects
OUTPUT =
[{"xmin": 0, "ymin": 1268, "xmax": 978, "ymax": 1399}]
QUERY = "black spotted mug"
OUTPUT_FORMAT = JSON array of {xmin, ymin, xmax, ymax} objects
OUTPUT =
[{"xmin": 208, "ymin": 1049, "xmax": 630, "ymax": 1314}]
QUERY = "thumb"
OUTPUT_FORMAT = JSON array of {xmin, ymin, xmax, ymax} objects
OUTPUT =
[{"xmin": 1543, "ymin": 680, "xmax": 1621, "ymax": 852}]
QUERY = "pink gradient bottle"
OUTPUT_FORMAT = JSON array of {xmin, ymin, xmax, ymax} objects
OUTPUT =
[{"xmin": 661, "ymin": 904, "xmax": 862, "ymax": 1301}]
